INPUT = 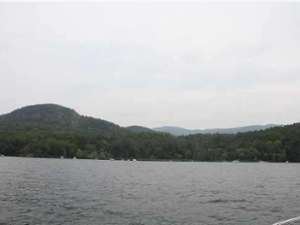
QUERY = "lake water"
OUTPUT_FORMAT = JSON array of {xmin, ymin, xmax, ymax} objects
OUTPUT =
[{"xmin": 0, "ymin": 157, "xmax": 299, "ymax": 225}]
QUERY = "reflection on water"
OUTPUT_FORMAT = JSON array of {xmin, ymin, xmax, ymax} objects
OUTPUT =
[{"xmin": 0, "ymin": 157, "xmax": 299, "ymax": 225}]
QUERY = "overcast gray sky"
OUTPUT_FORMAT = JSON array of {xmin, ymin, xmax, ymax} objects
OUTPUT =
[{"xmin": 0, "ymin": 2, "xmax": 300, "ymax": 129}]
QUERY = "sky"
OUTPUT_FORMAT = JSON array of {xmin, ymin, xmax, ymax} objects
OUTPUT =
[{"xmin": 0, "ymin": 2, "xmax": 300, "ymax": 129}]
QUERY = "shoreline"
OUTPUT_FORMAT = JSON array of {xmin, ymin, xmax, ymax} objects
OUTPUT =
[{"xmin": 1, "ymin": 155, "xmax": 298, "ymax": 163}]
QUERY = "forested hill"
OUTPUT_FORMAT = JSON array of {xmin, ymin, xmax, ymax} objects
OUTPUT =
[
  {"xmin": 0, "ymin": 104, "xmax": 121, "ymax": 135},
  {"xmin": 0, "ymin": 104, "xmax": 299, "ymax": 162}
]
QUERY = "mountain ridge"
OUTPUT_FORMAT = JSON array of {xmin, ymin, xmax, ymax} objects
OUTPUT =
[
  {"xmin": 0, "ymin": 104, "xmax": 281, "ymax": 134},
  {"xmin": 153, "ymin": 124, "xmax": 280, "ymax": 136}
]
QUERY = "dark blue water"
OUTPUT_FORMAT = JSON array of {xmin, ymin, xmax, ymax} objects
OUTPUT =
[{"xmin": 0, "ymin": 157, "xmax": 299, "ymax": 225}]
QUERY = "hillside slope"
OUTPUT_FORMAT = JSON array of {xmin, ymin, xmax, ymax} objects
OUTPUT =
[{"xmin": 0, "ymin": 104, "xmax": 120, "ymax": 134}]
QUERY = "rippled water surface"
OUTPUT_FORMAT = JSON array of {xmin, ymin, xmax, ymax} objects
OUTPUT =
[{"xmin": 0, "ymin": 157, "xmax": 299, "ymax": 225}]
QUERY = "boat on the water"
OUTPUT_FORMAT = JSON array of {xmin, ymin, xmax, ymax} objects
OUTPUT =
[{"xmin": 272, "ymin": 216, "xmax": 300, "ymax": 225}]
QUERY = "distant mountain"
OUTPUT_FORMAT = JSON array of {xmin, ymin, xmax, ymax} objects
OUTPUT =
[
  {"xmin": 126, "ymin": 126, "xmax": 155, "ymax": 133},
  {"xmin": 200, "ymin": 125, "xmax": 280, "ymax": 134},
  {"xmin": 153, "ymin": 126, "xmax": 192, "ymax": 136},
  {"xmin": 153, "ymin": 124, "xmax": 279, "ymax": 136},
  {"xmin": 0, "ymin": 104, "xmax": 121, "ymax": 134}
]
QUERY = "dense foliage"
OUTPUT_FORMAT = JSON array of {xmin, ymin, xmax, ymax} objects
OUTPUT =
[
  {"xmin": 0, "ymin": 124, "xmax": 299, "ymax": 162},
  {"xmin": 0, "ymin": 104, "xmax": 299, "ymax": 162}
]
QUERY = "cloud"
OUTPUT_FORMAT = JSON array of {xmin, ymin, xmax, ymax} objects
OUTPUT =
[{"xmin": 0, "ymin": 2, "xmax": 299, "ymax": 128}]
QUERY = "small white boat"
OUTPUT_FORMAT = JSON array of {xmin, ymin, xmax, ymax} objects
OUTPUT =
[{"xmin": 272, "ymin": 216, "xmax": 300, "ymax": 225}]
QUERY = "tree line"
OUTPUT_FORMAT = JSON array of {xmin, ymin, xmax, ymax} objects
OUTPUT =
[{"xmin": 0, "ymin": 123, "xmax": 299, "ymax": 162}]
